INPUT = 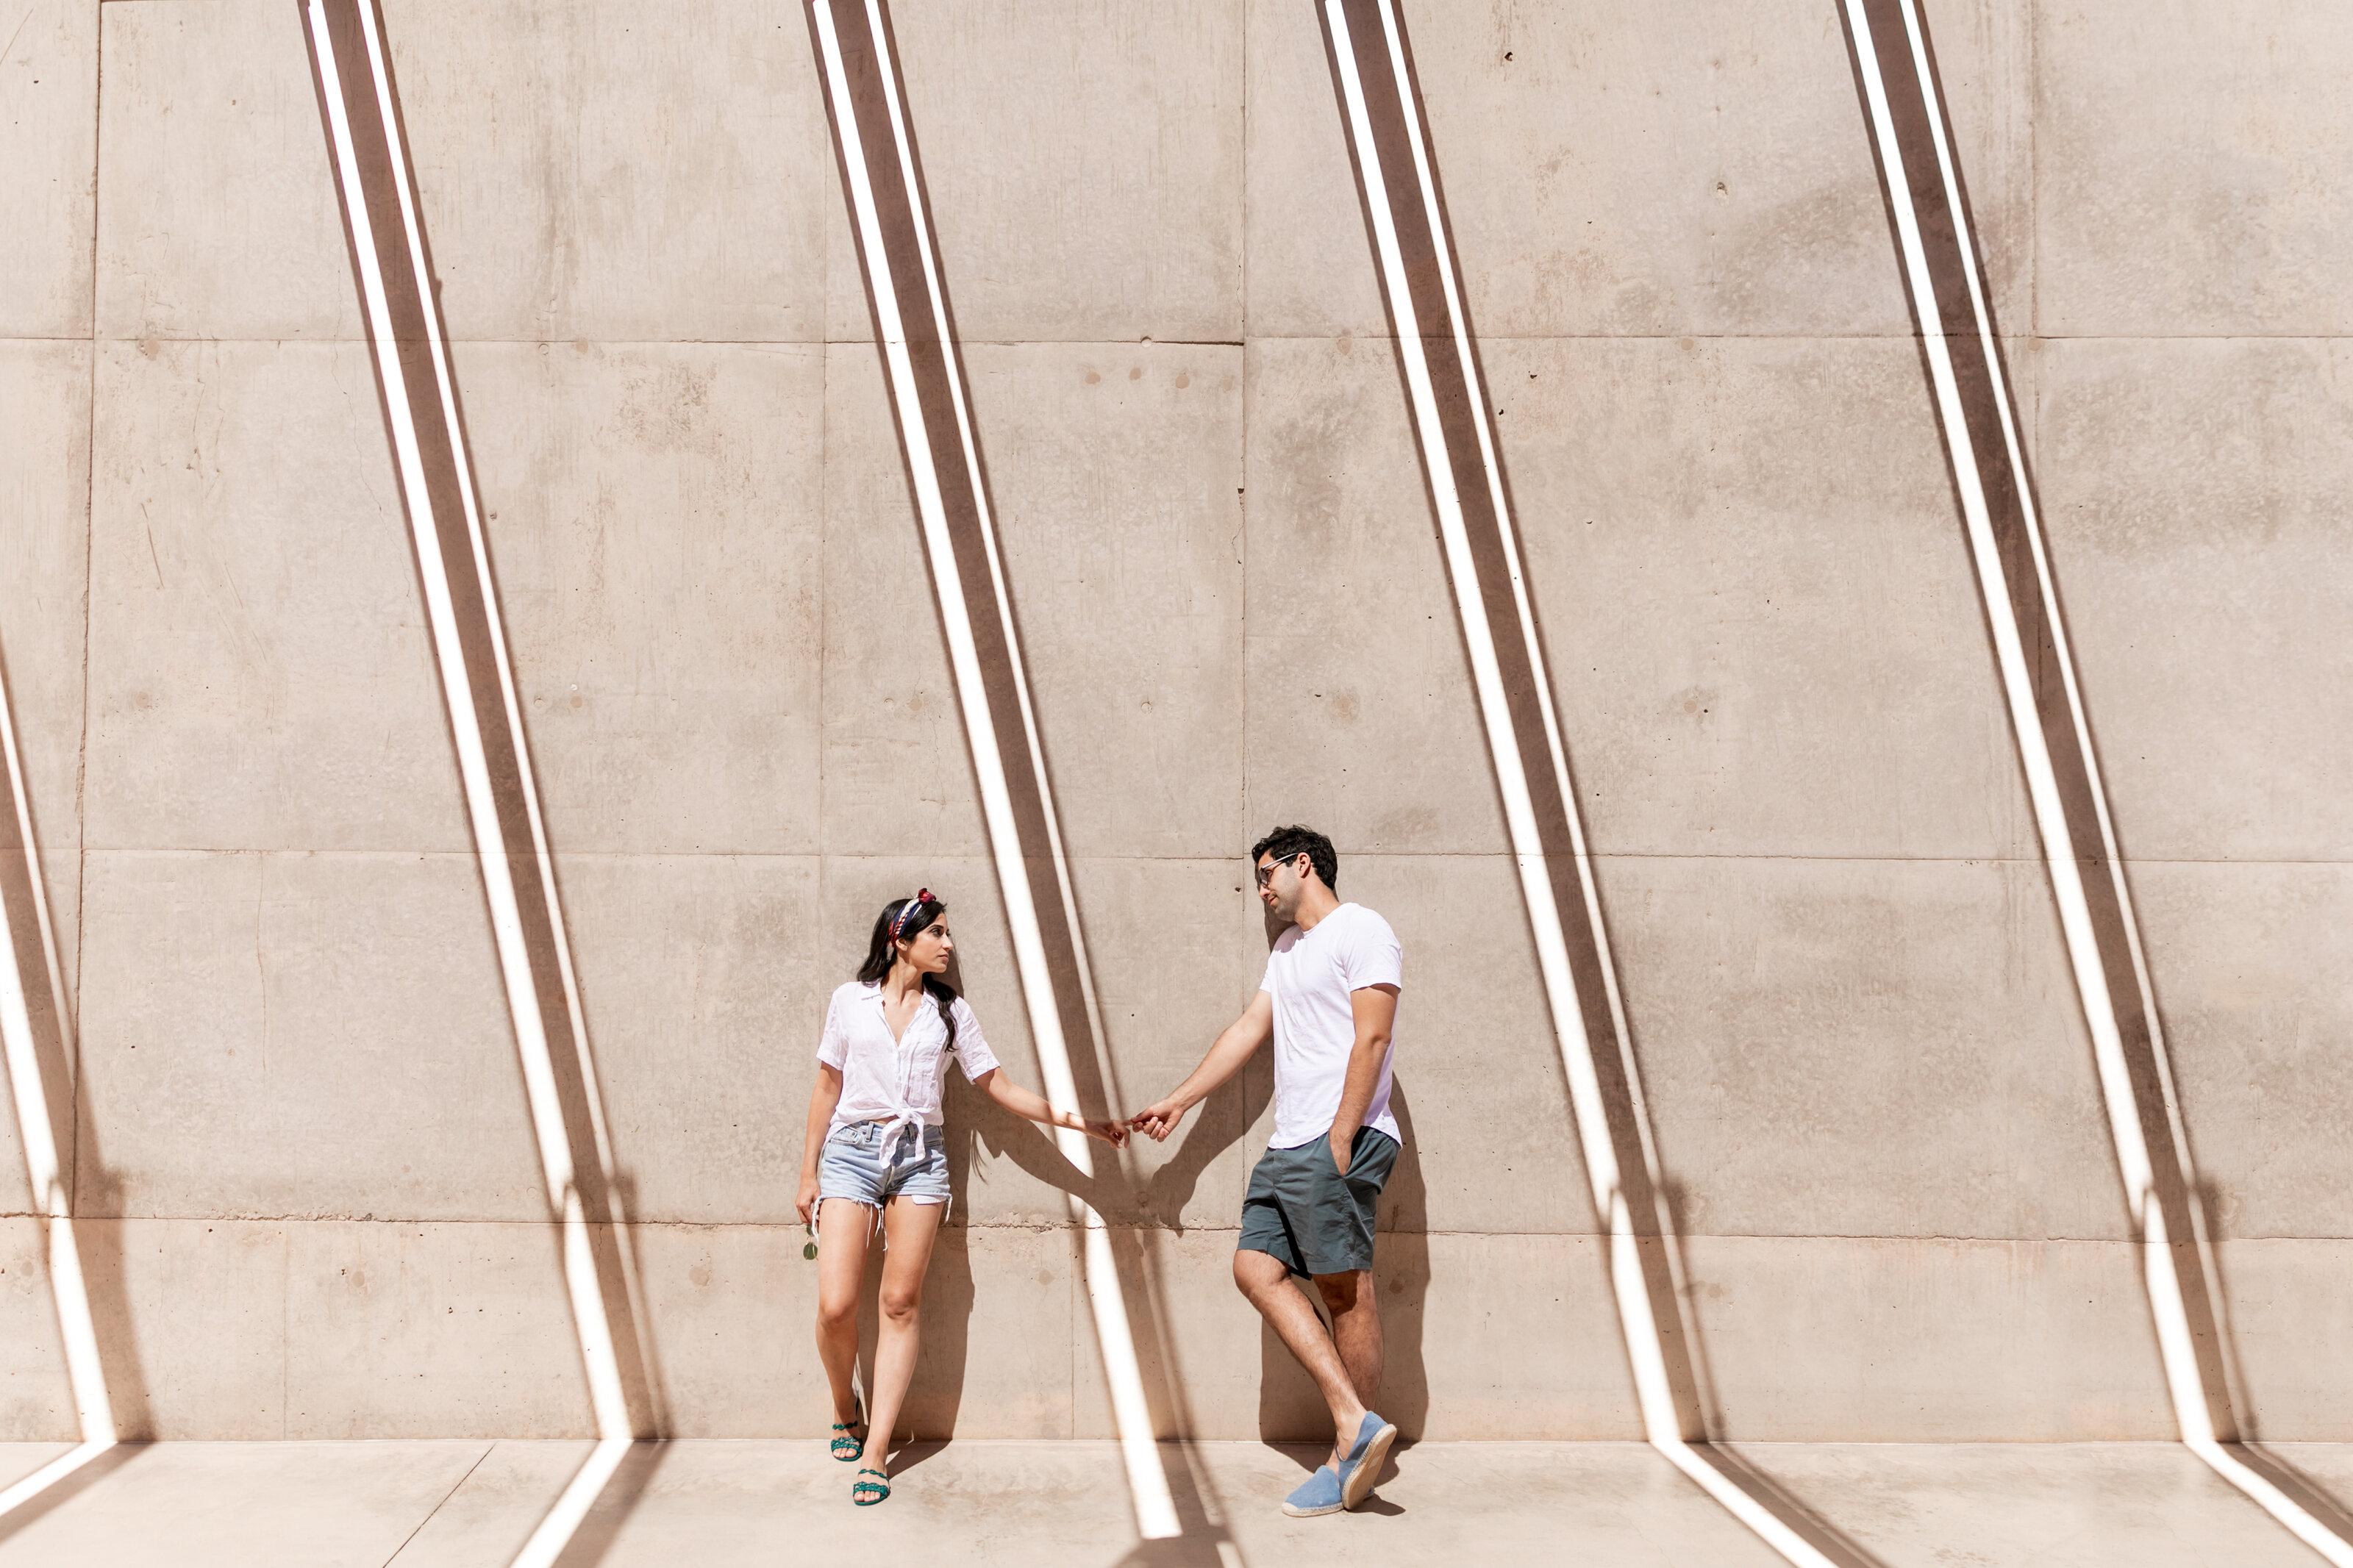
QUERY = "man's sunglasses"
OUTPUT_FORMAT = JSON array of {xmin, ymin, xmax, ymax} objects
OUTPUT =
[{"xmin": 1254, "ymin": 854, "xmax": 1307, "ymax": 889}]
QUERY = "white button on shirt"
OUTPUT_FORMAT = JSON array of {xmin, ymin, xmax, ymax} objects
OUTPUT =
[{"xmin": 816, "ymin": 979, "xmax": 1001, "ymax": 1148}]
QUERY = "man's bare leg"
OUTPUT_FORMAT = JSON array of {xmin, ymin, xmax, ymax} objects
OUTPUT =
[
  {"xmin": 1235, "ymin": 1248, "xmax": 1369, "ymax": 1469},
  {"xmin": 1315, "ymin": 1270, "xmax": 1382, "ymax": 1412}
]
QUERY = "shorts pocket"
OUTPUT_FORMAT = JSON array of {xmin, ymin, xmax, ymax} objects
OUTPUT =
[
  {"xmin": 1343, "ymin": 1129, "xmax": 1397, "ymax": 1195},
  {"xmin": 1312, "ymin": 1134, "xmax": 1358, "ymax": 1192}
]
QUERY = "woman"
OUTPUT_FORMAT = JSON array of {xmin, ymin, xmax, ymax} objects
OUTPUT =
[{"xmin": 796, "ymin": 889, "xmax": 1124, "ymax": 1506}]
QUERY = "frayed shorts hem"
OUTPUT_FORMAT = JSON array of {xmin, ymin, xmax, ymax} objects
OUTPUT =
[{"xmin": 817, "ymin": 1120, "xmax": 953, "ymax": 1211}]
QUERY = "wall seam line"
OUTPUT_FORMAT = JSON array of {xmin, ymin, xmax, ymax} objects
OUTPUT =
[{"xmin": 74, "ymin": 0, "xmax": 107, "ymax": 1164}]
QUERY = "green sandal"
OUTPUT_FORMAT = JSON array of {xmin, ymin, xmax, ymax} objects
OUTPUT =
[
  {"xmin": 851, "ymin": 1467, "xmax": 890, "ymax": 1506},
  {"xmin": 829, "ymin": 1398, "xmax": 866, "ymax": 1462}
]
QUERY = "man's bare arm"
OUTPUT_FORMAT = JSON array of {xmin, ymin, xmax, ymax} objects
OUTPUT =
[
  {"xmin": 1130, "ymin": 989, "xmax": 1277, "ymax": 1142},
  {"xmin": 1327, "ymin": 984, "xmax": 1398, "ymax": 1173}
]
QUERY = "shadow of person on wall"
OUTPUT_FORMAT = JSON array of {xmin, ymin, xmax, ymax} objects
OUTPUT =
[
  {"xmin": 857, "ymin": 950, "xmax": 979, "ymax": 1472},
  {"xmin": 883, "ymin": 1048, "xmax": 1174, "ymax": 1453},
  {"xmin": 1371, "ymin": 1078, "xmax": 1429, "ymax": 1448},
  {"xmin": 878, "ymin": 1074, "xmax": 978, "ymax": 1467},
  {"xmin": 1138, "ymin": 1039, "xmax": 1271, "ymax": 1233},
  {"xmin": 1133, "ymin": 900, "xmax": 1288, "ymax": 1236}
]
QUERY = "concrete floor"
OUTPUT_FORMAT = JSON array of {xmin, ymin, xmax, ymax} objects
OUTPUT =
[{"xmin": 0, "ymin": 1440, "xmax": 2346, "ymax": 1567}]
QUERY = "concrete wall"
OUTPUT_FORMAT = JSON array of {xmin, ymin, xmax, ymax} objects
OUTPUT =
[{"xmin": 0, "ymin": 0, "xmax": 2344, "ymax": 1442}]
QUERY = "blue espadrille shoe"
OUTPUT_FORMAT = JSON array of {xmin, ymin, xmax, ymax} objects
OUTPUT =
[
  {"xmin": 1336, "ymin": 1410, "xmax": 1398, "ymax": 1510},
  {"xmin": 1282, "ymin": 1464, "xmax": 1344, "ymax": 1518}
]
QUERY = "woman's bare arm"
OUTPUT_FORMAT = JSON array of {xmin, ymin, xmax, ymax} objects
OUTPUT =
[
  {"xmin": 796, "ymin": 1063, "xmax": 846, "ymax": 1223},
  {"xmin": 976, "ymin": 1068, "xmax": 1127, "ymax": 1146}
]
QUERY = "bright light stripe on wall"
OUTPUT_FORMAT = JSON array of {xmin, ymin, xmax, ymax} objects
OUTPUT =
[
  {"xmin": 1839, "ymin": 3, "xmax": 2353, "ymax": 1560},
  {"xmin": 0, "ymin": 666, "xmax": 115, "ymax": 1508},
  {"xmin": 304, "ymin": 7, "xmax": 656, "ymax": 1558},
  {"xmin": 0, "ymin": 1440, "xmax": 111, "ymax": 1522},
  {"xmin": 810, "ymin": 0, "xmax": 1178, "ymax": 1539},
  {"xmin": 1321, "ymin": 4, "xmax": 1851, "ymax": 1564}
]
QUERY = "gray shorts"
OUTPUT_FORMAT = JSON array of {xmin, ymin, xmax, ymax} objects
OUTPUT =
[{"xmin": 1238, "ymin": 1127, "xmax": 1399, "ymax": 1279}]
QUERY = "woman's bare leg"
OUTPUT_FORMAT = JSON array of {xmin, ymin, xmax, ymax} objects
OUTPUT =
[
  {"xmin": 814, "ymin": 1198, "xmax": 875, "ymax": 1426},
  {"xmin": 860, "ymin": 1197, "xmax": 946, "ymax": 1471}
]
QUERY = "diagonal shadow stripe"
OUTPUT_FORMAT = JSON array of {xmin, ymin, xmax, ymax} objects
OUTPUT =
[
  {"xmin": 808, "ymin": 0, "xmax": 1239, "ymax": 1557},
  {"xmin": 1316, "ymin": 4, "xmax": 1881, "ymax": 1566},
  {"xmin": 1836, "ymin": 1, "xmax": 2353, "ymax": 1562},
  {"xmin": 301, "ymin": 4, "xmax": 667, "ymax": 1561},
  {"xmin": 0, "ymin": 637, "xmax": 146, "ymax": 1487}
]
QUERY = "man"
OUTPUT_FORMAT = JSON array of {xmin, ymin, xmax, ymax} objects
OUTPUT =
[{"xmin": 1130, "ymin": 825, "xmax": 1404, "ymax": 1517}]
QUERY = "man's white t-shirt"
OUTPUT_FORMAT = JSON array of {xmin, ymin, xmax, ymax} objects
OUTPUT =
[{"xmin": 1259, "ymin": 902, "xmax": 1402, "ymax": 1150}]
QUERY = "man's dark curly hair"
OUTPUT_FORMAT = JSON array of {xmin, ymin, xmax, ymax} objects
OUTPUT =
[{"xmin": 1249, "ymin": 825, "xmax": 1337, "ymax": 892}]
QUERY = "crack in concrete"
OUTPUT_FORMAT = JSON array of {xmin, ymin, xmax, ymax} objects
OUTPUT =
[{"xmin": 376, "ymin": 1440, "xmax": 495, "ymax": 1568}]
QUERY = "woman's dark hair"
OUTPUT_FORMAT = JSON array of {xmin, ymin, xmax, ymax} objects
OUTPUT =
[
  {"xmin": 1250, "ymin": 824, "xmax": 1338, "ymax": 891},
  {"xmin": 858, "ymin": 893, "xmax": 957, "ymax": 1053}
]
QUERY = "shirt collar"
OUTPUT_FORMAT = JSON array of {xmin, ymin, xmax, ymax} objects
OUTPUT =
[{"xmin": 864, "ymin": 980, "xmax": 945, "ymax": 1025}]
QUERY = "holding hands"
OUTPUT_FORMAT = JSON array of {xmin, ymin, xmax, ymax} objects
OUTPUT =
[{"xmin": 1126, "ymin": 1099, "xmax": 1187, "ymax": 1142}]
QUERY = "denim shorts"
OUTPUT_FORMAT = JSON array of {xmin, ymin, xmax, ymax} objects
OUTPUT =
[
  {"xmin": 1238, "ymin": 1127, "xmax": 1399, "ymax": 1279},
  {"xmin": 818, "ymin": 1120, "xmax": 951, "ymax": 1211}
]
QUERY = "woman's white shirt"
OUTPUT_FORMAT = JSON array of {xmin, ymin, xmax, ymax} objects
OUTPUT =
[{"xmin": 816, "ymin": 979, "xmax": 1001, "ymax": 1145}]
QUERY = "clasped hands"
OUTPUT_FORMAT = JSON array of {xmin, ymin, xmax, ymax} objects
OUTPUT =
[
  {"xmin": 1125, "ymin": 1099, "xmax": 1185, "ymax": 1143},
  {"xmin": 1072, "ymin": 1114, "xmax": 1129, "ymax": 1148}
]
